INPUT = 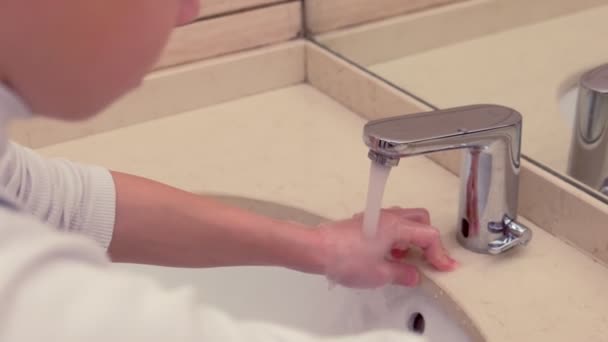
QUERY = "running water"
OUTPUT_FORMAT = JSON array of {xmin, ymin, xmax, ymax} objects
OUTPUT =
[
  {"xmin": 362, "ymin": 161, "xmax": 392, "ymax": 238},
  {"xmin": 327, "ymin": 160, "xmax": 392, "ymax": 290}
]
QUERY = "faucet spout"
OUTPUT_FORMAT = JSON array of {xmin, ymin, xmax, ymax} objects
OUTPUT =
[{"xmin": 363, "ymin": 104, "xmax": 531, "ymax": 254}]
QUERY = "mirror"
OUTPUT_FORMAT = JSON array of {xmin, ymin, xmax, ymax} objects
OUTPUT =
[{"xmin": 304, "ymin": 0, "xmax": 608, "ymax": 203}]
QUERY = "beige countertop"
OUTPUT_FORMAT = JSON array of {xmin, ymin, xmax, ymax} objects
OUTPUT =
[
  {"xmin": 38, "ymin": 84, "xmax": 608, "ymax": 341},
  {"xmin": 369, "ymin": 5, "xmax": 608, "ymax": 175}
]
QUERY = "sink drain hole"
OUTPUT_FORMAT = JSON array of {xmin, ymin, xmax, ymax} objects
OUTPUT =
[
  {"xmin": 461, "ymin": 218, "xmax": 469, "ymax": 238},
  {"xmin": 408, "ymin": 312, "xmax": 425, "ymax": 334}
]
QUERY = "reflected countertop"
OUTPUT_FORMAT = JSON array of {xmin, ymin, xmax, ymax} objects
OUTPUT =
[{"xmin": 368, "ymin": 5, "xmax": 608, "ymax": 174}]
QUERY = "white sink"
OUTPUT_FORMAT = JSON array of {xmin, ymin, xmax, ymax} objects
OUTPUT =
[{"xmin": 113, "ymin": 196, "xmax": 482, "ymax": 342}]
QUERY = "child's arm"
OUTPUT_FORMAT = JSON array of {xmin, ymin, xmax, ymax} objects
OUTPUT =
[
  {"xmin": 108, "ymin": 172, "xmax": 456, "ymax": 287},
  {"xmin": 1, "ymin": 142, "xmax": 455, "ymax": 287},
  {"xmin": 108, "ymin": 171, "xmax": 326, "ymax": 272}
]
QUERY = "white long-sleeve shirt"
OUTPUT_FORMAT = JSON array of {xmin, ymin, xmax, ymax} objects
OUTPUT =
[{"xmin": 0, "ymin": 84, "xmax": 423, "ymax": 341}]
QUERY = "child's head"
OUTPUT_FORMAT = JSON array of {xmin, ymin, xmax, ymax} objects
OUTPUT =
[{"xmin": 0, "ymin": 0, "xmax": 200, "ymax": 120}]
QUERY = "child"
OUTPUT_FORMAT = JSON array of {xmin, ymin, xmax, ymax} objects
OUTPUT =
[{"xmin": 0, "ymin": 0, "xmax": 456, "ymax": 340}]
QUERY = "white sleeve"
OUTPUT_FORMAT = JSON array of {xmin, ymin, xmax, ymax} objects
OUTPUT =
[
  {"xmin": 0, "ymin": 212, "xmax": 424, "ymax": 342},
  {"xmin": 0, "ymin": 142, "xmax": 115, "ymax": 248}
]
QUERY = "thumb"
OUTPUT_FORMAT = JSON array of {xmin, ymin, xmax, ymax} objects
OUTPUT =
[{"xmin": 382, "ymin": 262, "xmax": 420, "ymax": 287}]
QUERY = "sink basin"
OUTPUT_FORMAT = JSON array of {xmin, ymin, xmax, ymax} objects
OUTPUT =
[{"xmin": 113, "ymin": 195, "xmax": 483, "ymax": 341}]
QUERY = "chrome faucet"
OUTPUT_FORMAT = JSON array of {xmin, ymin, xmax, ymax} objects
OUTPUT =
[
  {"xmin": 568, "ymin": 64, "xmax": 608, "ymax": 196},
  {"xmin": 363, "ymin": 104, "xmax": 532, "ymax": 254}
]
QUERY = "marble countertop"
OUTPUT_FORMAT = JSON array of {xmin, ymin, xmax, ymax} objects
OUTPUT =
[{"xmin": 38, "ymin": 84, "xmax": 608, "ymax": 341}]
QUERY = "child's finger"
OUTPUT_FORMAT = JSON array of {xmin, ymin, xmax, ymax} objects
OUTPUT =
[{"xmin": 396, "ymin": 224, "xmax": 458, "ymax": 271}]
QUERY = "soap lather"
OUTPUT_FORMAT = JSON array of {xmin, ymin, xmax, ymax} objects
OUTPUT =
[{"xmin": 363, "ymin": 104, "xmax": 532, "ymax": 255}]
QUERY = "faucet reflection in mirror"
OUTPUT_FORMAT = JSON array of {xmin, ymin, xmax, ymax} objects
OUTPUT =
[
  {"xmin": 568, "ymin": 64, "xmax": 608, "ymax": 196},
  {"xmin": 363, "ymin": 105, "xmax": 532, "ymax": 255}
]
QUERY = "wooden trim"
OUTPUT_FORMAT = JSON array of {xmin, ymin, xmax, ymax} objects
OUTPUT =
[
  {"xmin": 157, "ymin": 1, "xmax": 302, "ymax": 69},
  {"xmin": 200, "ymin": 0, "xmax": 286, "ymax": 18},
  {"xmin": 305, "ymin": 41, "xmax": 608, "ymax": 266},
  {"xmin": 305, "ymin": 0, "xmax": 465, "ymax": 34},
  {"xmin": 10, "ymin": 41, "xmax": 306, "ymax": 148}
]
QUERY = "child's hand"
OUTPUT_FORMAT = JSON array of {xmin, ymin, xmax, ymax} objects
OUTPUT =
[{"xmin": 318, "ymin": 207, "xmax": 457, "ymax": 288}]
